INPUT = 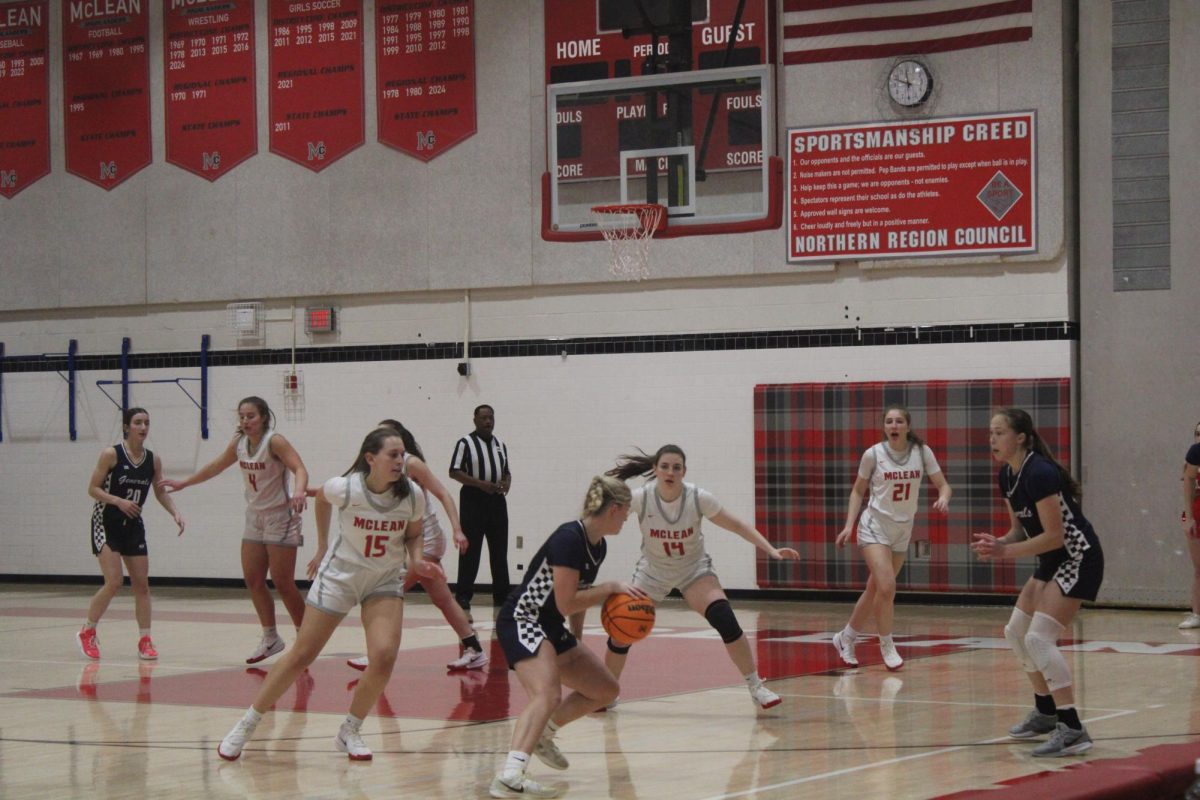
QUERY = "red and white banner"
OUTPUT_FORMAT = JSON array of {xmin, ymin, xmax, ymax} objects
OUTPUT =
[
  {"xmin": 62, "ymin": 0, "xmax": 151, "ymax": 190},
  {"xmin": 782, "ymin": 0, "xmax": 1032, "ymax": 65},
  {"xmin": 787, "ymin": 112, "xmax": 1036, "ymax": 263},
  {"xmin": 268, "ymin": 0, "xmax": 364, "ymax": 171},
  {"xmin": 0, "ymin": 0, "xmax": 50, "ymax": 198},
  {"xmin": 163, "ymin": 0, "xmax": 257, "ymax": 180},
  {"xmin": 376, "ymin": 0, "xmax": 475, "ymax": 161}
]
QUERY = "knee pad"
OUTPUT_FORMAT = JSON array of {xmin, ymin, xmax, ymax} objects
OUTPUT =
[
  {"xmin": 1025, "ymin": 612, "xmax": 1072, "ymax": 691},
  {"xmin": 704, "ymin": 599, "xmax": 744, "ymax": 644},
  {"xmin": 606, "ymin": 637, "xmax": 631, "ymax": 655},
  {"xmin": 1003, "ymin": 607, "xmax": 1037, "ymax": 672}
]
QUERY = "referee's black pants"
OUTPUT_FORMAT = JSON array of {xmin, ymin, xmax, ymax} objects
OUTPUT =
[{"xmin": 454, "ymin": 488, "xmax": 510, "ymax": 610}]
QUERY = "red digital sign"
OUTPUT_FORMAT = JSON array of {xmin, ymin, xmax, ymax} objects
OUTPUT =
[
  {"xmin": 544, "ymin": 0, "xmax": 771, "ymax": 84},
  {"xmin": 163, "ymin": 0, "xmax": 257, "ymax": 181},
  {"xmin": 0, "ymin": 0, "xmax": 50, "ymax": 199},
  {"xmin": 61, "ymin": 0, "xmax": 151, "ymax": 190},
  {"xmin": 787, "ymin": 112, "xmax": 1037, "ymax": 262},
  {"xmin": 376, "ymin": 0, "xmax": 475, "ymax": 161},
  {"xmin": 268, "ymin": 0, "xmax": 364, "ymax": 172}
]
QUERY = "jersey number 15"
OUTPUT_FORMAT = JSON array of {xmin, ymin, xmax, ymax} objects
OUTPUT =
[{"xmin": 363, "ymin": 534, "xmax": 389, "ymax": 558}]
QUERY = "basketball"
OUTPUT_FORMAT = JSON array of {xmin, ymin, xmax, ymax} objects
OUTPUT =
[{"xmin": 601, "ymin": 593, "xmax": 655, "ymax": 646}]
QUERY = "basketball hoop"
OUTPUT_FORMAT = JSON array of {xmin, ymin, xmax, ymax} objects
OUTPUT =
[{"xmin": 591, "ymin": 203, "xmax": 665, "ymax": 281}]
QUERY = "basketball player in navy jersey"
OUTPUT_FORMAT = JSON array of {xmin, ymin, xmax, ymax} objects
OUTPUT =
[
  {"xmin": 79, "ymin": 408, "xmax": 184, "ymax": 661},
  {"xmin": 603, "ymin": 446, "xmax": 799, "ymax": 710},
  {"xmin": 832, "ymin": 406, "xmax": 952, "ymax": 670},
  {"xmin": 489, "ymin": 475, "xmax": 643, "ymax": 799},
  {"xmin": 160, "ymin": 397, "xmax": 309, "ymax": 664},
  {"xmin": 972, "ymin": 407, "xmax": 1104, "ymax": 757}
]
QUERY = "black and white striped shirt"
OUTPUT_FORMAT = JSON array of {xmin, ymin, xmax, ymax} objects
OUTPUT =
[{"xmin": 450, "ymin": 432, "xmax": 510, "ymax": 484}]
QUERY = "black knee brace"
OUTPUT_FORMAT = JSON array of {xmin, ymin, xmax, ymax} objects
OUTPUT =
[
  {"xmin": 704, "ymin": 599, "xmax": 743, "ymax": 644},
  {"xmin": 606, "ymin": 637, "xmax": 631, "ymax": 655}
]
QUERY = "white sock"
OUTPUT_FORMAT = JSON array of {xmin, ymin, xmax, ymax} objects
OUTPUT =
[
  {"xmin": 742, "ymin": 671, "xmax": 762, "ymax": 687},
  {"xmin": 244, "ymin": 707, "xmax": 263, "ymax": 725},
  {"xmin": 139, "ymin": 628, "xmax": 151, "ymax": 639},
  {"xmin": 82, "ymin": 620, "xmax": 97, "ymax": 630},
  {"xmin": 503, "ymin": 750, "xmax": 530, "ymax": 777},
  {"xmin": 880, "ymin": 634, "xmax": 894, "ymax": 647},
  {"xmin": 263, "ymin": 626, "xmax": 278, "ymax": 640},
  {"xmin": 843, "ymin": 624, "xmax": 860, "ymax": 642},
  {"xmin": 543, "ymin": 718, "xmax": 561, "ymax": 737},
  {"xmin": 343, "ymin": 713, "xmax": 364, "ymax": 731}
]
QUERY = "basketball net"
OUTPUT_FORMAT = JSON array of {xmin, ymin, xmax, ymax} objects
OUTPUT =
[{"xmin": 591, "ymin": 203, "xmax": 665, "ymax": 281}]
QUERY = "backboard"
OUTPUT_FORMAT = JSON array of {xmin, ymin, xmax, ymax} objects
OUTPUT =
[{"xmin": 543, "ymin": 63, "xmax": 780, "ymax": 241}]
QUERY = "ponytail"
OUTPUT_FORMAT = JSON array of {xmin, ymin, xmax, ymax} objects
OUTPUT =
[
  {"xmin": 996, "ymin": 407, "xmax": 1080, "ymax": 499},
  {"xmin": 607, "ymin": 444, "xmax": 686, "ymax": 481},
  {"xmin": 883, "ymin": 405, "xmax": 925, "ymax": 449},
  {"xmin": 344, "ymin": 427, "xmax": 412, "ymax": 501},
  {"xmin": 581, "ymin": 475, "xmax": 632, "ymax": 517}
]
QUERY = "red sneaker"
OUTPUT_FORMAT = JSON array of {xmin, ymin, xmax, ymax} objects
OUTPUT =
[
  {"xmin": 77, "ymin": 626, "xmax": 100, "ymax": 660},
  {"xmin": 137, "ymin": 636, "xmax": 158, "ymax": 661}
]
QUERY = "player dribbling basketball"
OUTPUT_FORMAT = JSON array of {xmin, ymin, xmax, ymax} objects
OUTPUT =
[
  {"xmin": 489, "ymin": 475, "xmax": 644, "ymax": 799},
  {"xmin": 603, "ymin": 445, "xmax": 799, "ymax": 710}
]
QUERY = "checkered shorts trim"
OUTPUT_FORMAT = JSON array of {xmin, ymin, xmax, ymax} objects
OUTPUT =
[{"xmin": 514, "ymin": 564, "xmax": 556, "ymax": 652}]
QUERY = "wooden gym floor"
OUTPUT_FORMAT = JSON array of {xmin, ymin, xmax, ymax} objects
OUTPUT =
[{"xmin": 1, "ymin": 584, "xmax": 1198, "ymax": 799}]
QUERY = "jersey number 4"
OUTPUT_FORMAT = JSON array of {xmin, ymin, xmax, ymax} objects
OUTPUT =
[
  {"xmin": 662, "ymin": 541, "xmax": 686, "ymax": 558},
  {"xmin": 247, "ymin": 473, "xmax": 258, "ymax": 492},
  {"xmin": 891, "ymin": 484, "xmax": 911, "ymax": 502},
  {"xmin": 363, "ymin": 534, "xmax": 389, "ymax": 558}
]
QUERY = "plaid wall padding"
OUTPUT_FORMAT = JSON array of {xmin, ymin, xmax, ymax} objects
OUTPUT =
[{"xmin": 754, "ymin": 379, "xmax": 1071, "ymax": 593}]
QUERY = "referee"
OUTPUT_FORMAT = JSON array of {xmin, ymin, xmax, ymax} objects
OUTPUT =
[{"xmin": 449, "ymin": 404, "xmax": 512, "ymax": 618}]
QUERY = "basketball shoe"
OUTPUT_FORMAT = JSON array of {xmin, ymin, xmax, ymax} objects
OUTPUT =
[
  {"xmin": 335, "ymin": 722, "xmax": 373, "ymax": 761},
  {"xmin": 218, "ymin": 715, "xmax": 260, "ymax": 761},
  {"xmin": 534, "ymin": 735, "xmax": 569, "ymax": 770},
  {"xmin": 447, "ymin": 647, "xmax": 488, "ymax": 671},
  {"xmin": 1008, "ymin": 709, "xmax": 1059, "ymax": 739},
  {"xmin": 880, "ymin": 639, "xmax": 903, "ymax": 671},
  {"xmin": 750, "ymin": 682, "xmax": 782, "ymax": 709},
  {"xmin": 245, "ymin": 636, "xmax": 284, "ymax": 664},
  {"xmin": 137, "ymin": 636, "xmax": 158, "ymax": 661},
  {"xmin": 1031, "ymin": 723, "xmax": 1093, "ymax": 757},
  {"xmin": 489, "ymin": 773, "xmax": 560, "ymax": 799},
  {"xmin": 346, "ymin": 656, "xmax": 369, "ymax": 671},
  {"xmin": 832, "ymin": 630, "xmax": 858, "ymax": 667},
  {"xmin": 77, "ymin": 626, "xmax": 100, "ymax": 660},
  {"xmin": 1179, "ymin": 613, "xmax": 1200, "ymax": 629}
]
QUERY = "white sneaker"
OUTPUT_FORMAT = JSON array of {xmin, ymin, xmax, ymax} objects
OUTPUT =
[
  {"xmin": 880, "ymin": 639, "xmax": 904, "ymax": 671},
  {"xmin": 346, "ymin": 656, "xmax": 369, "ymax": 671},
  {"xmin": 1179, "ymin": 613, "xmax": 1200, "ymax": 629},
  {"xmin": 489, "ymin": 773, "xmax": 560, "ymax": 799},
  {"xmin": 447, "ymin": 647, "xmax": 489, "ymax": 671},
  {"xmin": 245, "ymin": 637, "xmax": 284, "ymax": 665},
  {"xmin": 218, "ymin": 716, "xmax": 258, "ymax": 761},
  {"xmin": 534, "ymin": 734, "xmax": 569, "ymax": 770},
  {"xmin": 832, "ymin": 631, "xmax": 858, "ymax": 666},
  {"xmin": 334, "ymin": 723, "xmax": 373, "ymax": 761},
  {"xmin": 750, "ymin": 683, "xmax": 782, "ymax": 710}
]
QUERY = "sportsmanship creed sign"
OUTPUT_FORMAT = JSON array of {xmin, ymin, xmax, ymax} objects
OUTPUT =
[
  {"xmin": 62, "ymin": 0, "xmax": 151, "ymax": 190},
  {"xmin": 376, "ymin": 0, "xmax": 475, "ymax": 161},
  {"xmin": 163, "ymin": 0, "xmax": 257, "ymax": 180},
  {"xmin": 788, "ymin": 112, "xmax": 1036, "ymax": 263},
  {"xmin": 268, "ymin": 0, "xmax": 364, "ymax": 171},
  {"xmin": 0, "ymin": 0, "xmax": 50, "ymax": 198}
]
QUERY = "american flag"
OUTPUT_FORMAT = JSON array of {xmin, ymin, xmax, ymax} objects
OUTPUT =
[{"xmin": 782, "ymin": 0, "xmax": 1033, "ymax": 65}]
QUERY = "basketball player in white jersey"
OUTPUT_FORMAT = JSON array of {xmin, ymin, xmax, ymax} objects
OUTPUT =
[
  {"xmin": 343, "ymin": 419, "xmax": 487, "ymax": 672},
  {"xmin": 219, "ymin": 426, "xmax": 442, "ymax": 762},
  {"xmin": 159, "ymin": 396, "xmax": 309, "ymax": 663},
  {"xmin": 833, "ymin": 406, "xmax": 952, "ymax": 670},
  {"xmin": 79, "ymin": 407, "xmax": 185, "ymax": 661},
  {"xmin": 603, "ymin": 445, "xmax": 800, "ymax": 710}
]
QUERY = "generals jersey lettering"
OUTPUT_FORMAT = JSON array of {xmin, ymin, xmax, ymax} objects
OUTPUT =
[
  {"xmin": 91, "ymin": 443, "xmax": 155, "ymax": 542},
  {"xmin": 237, "ymin": 431, "xmax": 292, "ymax": 512}
]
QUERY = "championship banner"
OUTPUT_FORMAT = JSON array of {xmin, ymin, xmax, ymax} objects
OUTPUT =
[
  {"xmin": 163, "ymin": 0, "xmax": 257, "ymax": 180},
  {"xmin": 62, "ymin": 0, "xmax": 151, "ymax": 190},
  {"xmin": 0, "ymin": 0, "xmax": 50, "ymax": 199},
  {"xmin": 268, "ymin": 0, "xmax": 364, "ymax": 172},
  {"xmin": 788, "ymin": 112, "xmax": 1036, "ymax": 262},
  {"xmin": 376, "ymin": 0, "xmax": 475, "ymax": 161}
]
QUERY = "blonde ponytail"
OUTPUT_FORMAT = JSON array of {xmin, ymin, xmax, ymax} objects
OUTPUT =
[{"xmin": 581, "ymin": 475, "xmax": 631, "ymax": 517}]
